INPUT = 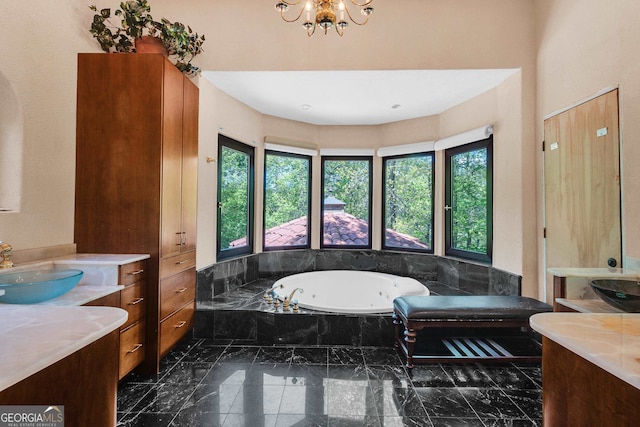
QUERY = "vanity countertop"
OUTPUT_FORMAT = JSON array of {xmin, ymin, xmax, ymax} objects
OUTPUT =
[
  {"xmin": 555, "ymin": 298, "xmax": 623, "ymax": 313},
  {"xmin": 49, "ymin": 253, "xmax": 150, "ymax": 265},
  {"xmin": 0, "ymin": 305, "xmax": 127, "ymax": 391},
  {"xmin": 531, "ymin": 312, "xmax": 640, "ymax": 389},
  {"xmin": 0, "ymin": 253, "xmax": 150, "ymax": 305},
  {"xmin": 547, "ymin": 267, "xmax": 639, "ymax": 279},
  {"xmin": 27, "ymin": 284, "xmax": 123, "ymax": 306}
]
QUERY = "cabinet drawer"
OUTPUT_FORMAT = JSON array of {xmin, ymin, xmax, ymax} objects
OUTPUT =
[
  {"xmin": 160, "ymin": 303, "xmax": 194, "ymax": 357},
  {"xmin": 119, "ymin": 260, "xmax": 147, "ymax": 286},
  {"xmin": 120, "ymin": 282, "xmax": 145, "ymax": 329},
  {"xmin": 160, "ymin": 251, "xmax": 196, "ymax": 278},
  {"xmin": 119, "ymin": 320, "xmax": 145, "ymax": 380},
  {"xmin": 160, "ymin": 268, "xmax": 195, "ymax": 320}
]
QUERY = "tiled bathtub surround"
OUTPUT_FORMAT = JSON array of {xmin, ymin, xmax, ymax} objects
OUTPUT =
[
  {"xmin": 197, "ymin": 250, "xmax": 521, "ymax": 302},
  {"xmin": 195, "ymin": 250, "xmax": 523, "ymax": 344}
]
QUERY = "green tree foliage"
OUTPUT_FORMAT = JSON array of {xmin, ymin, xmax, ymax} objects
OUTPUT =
[
  {"xmin": 384, "ymin": 155, "xmax": 433, "ymax": 248},
  {"xmin": 219, "ymin": 146, "xmax": 249, "ymax": 249},
  {"xmin": 451, "ymin": 148, "xmax": 488, "ymax": 253},
  {"xmin": 323, "ymin": 159, "xmax": 370, "ymax": 220},
  {"xmin": 264, "ymin": 153, "xmax": 310, "ymax": 230}
]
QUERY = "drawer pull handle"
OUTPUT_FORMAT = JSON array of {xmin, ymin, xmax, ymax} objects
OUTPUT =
[
  {"xmin": 128, "ymin": 344, "xmax": 143, "ymax": 353},
  {"xmin": 175, "ymin": 321, "xmax": 187, "ymax": 328},
  {"xmin": 176, "ymin": 287, "xmax": 188, "ymax": 294},
  {"xmin": 128, "ymin": 269, "xmax": 144, "ymax": 276},
  {"xmin": 175, "ymin": 260, "xmax": 188, "ymax": 265},
  {"xmin": 128, "ymin": 297, "xmax": 144, "ymax": 305}
]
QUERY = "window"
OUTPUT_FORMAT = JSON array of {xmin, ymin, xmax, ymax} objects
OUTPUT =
[
  {"xmin": 445, "ymin": 136, "xmax": 493, "ymax": 262},
  {"xmin": 217, "ymin": 135, "xmax": 254, "ymax": 260},
  {"xmin": 321, "ymin": 156, "xmax": 372, "ymax": 248},
  {"xmin": 263, "ymin": 150, "xmax": 312, "ymax": 250},
  {"xmin": 382, "ymin": 153, "xmax": 434, "ymax": 252}
]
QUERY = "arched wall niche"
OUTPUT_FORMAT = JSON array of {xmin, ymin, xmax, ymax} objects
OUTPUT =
[{"xmin": 0, "ymin": 69, "xmax": 24, "ymax": 212}]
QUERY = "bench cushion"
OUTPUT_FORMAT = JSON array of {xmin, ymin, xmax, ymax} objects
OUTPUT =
[{"xmin": 394, "ymin": 295, "xmax": 552, "ymax": 321}]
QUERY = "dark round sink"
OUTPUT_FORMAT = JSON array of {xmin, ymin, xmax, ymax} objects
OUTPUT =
[{"xmin": 590, "ymin": 279, "xmax": 640, "ymax": 312}]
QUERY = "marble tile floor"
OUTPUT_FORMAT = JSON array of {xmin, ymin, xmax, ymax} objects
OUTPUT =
[{"xmin": 117, "ymin": 337, "xmax": 542, "ymax": 427}]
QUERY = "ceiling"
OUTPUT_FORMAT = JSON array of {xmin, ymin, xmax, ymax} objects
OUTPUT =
[{"xmin": 202, "ymin": 69, "xmax": 519, "ymax": 126}]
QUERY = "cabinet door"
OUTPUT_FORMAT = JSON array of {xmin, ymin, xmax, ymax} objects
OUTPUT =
[
  {"xmin": 161, "ymin": 64, "xmax": 186, "ymax": 258},
  {"xmin": 181, "ymin": 79, "xmax": 199, "ymax": 253}
]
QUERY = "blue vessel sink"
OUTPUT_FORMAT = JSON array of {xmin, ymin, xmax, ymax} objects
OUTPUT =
[
  {"xmin": 590, "ymin": 279, "xmax": 640, "ymax": 313},
  {"xmin": 0, "ymin": 269, "xmax": 83, "ymax": 304}
]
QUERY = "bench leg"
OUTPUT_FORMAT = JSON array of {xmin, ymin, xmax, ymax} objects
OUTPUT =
[
  {"xmin": 392, "ymin": 313, "xmax": 401, "ymax": 350},
  {"xmin": 403, "ymin": 327, "xmax": 417, "ymax": 370}
]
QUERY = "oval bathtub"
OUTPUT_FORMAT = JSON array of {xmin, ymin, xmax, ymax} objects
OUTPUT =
[{"xmin": 272, "ymin": 270, "xmax": 430, "ymax": 314}]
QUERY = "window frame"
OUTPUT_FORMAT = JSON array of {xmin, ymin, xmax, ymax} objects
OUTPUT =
[
  {"xmin": 320, "ymin": 155, "xmax": 373, "ymax": 249},
  {"xmin": 216, "ymin": 134, "xmax": 255, "ymax": 260},
  {"xmin": 262, "ymin": 149, "xmax": 312, "ymax": 251},
  {"xmin": 381, "ymin": 151, "xmax": 435, "ymax": 253},
  {"xmin": 444, "ymin": 136, "xmax": 493, "ymax": 263}
]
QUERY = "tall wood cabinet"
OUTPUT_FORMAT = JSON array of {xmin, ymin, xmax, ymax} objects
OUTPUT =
[{"xmin": 75, "ymin": 53, "xmax": 198, "ymax": 374}]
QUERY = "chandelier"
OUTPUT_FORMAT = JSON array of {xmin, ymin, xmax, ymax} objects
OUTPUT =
[{"xmin": 275, "ymin": 0, "xmax": 374, "ymax": 37}]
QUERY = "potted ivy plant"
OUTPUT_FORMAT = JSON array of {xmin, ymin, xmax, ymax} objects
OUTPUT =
[{"xmin": 89, "ymin": 0, "xmax": 205, "ymax": 75}]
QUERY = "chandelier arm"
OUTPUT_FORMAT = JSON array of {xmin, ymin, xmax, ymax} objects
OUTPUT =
[
  {"xmin": 343, "ymin": 4, "xmax": 371, "ymax": 26},
  {"xmin": 280, "ymin": 5, "xmax": 307, "ymax": 23},
  {"xmin": 335, "ymin": 24, "xmax": 345, "ymax": 37},
  {"xmin": 347, "ymin": 0, "xmax": 373, "ymax": 7},
  {"xmin": 307, "ymin": 22, "xmax": 316, "ymax": 37},
  {"xmin": 281, "ymin": 0, "xmax": 305, "ymax": 5}
]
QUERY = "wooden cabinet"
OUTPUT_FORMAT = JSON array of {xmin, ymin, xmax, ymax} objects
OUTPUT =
[
  {"xmin": 0, "ymin": 331, "xmax": 119, "ymax": 427},
  {"xmin": 83, "ymin": 259, "xmax": 148, "ymax": 379},
  {"xmin": 75, "ymin": 53, "xmax": 198, "ymax": 374},
  {"xmin": 542, "ymin": 337, "xmax": 640, "ymax": 426}
]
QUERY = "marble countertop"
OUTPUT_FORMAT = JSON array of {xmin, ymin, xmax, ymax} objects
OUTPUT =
[
  {"xmin": 531, "ymin": 312, "xmax": 640, "ymax": 389},
  {"xmin": 0, "ymin": 254, "xmax": 148, "ymax": 390},
  {"xmin": 0, "ymin": 305, "xmax": 127, "ymax": 391},
  {"xmin": 548, "ymin": 267, "xmax": 639, "ymax": 279},
  {"xmin": 28, "ymin": 284, "xmax": 124, "ymax": 306},
  {"xmin": 0, "ymin": 253, "xmax": 150, "ymax": 306},
  {"xmin": 556, "ymin": 298, "xmax": 623, "ymax": 313},
  {"xmin": 49, "ymin": 253, "xmax": 150, "ymax": 265}
]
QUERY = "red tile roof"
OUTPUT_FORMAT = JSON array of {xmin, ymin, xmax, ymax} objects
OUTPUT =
[{"xmin": 231, "ymin": 213, "xmax": 429, "ymax": 250}]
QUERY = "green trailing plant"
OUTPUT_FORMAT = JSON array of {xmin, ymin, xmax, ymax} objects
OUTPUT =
[{"xmin": 89, "ymin": 0, "xmax": 205, "ymax": 75}]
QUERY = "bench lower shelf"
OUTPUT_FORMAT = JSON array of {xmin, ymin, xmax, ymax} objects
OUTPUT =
[{"xmin": 396, "ymin": 334, "xmax": 542, "ymax": 366}]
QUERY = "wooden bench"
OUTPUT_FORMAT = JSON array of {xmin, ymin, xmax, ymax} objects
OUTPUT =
[{"xmin": 393, "ymin": 295, "xmax": 553, "ymax": 368}]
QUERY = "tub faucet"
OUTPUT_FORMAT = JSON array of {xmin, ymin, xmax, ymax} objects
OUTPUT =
[
  {"xmin": 0, "ymin": 242, "xmax": 13, "ymax": 269},
  {"xmin": 264, "ymin": 283, "xmax": 284, "ymax": 303},
  {"xmin": 283, "ymin": 288, "xmax": 304, "ymax": 311}
]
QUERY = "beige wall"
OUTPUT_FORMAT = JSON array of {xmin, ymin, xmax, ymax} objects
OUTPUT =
[
  {"xmin": 0, "ymin": 0, "xmax": 539, "ymax": 295},
  {"xmin": 197, "ymin": 82, "xmax": 264, "ymax": 268},
  {"xmin": 535, "ymin": 0, "xmax": 640, "ymax": 300},
  {"xmin": 438, "ymin": 72, "xmax": 533, "ymax": 295},
  {"xmin": 203, "ymin": 74, "xmax": 536, "ymax": 298},
  {"xmin": 0, "ymin": 1, "xmax": 100, "ymax": 249}
]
